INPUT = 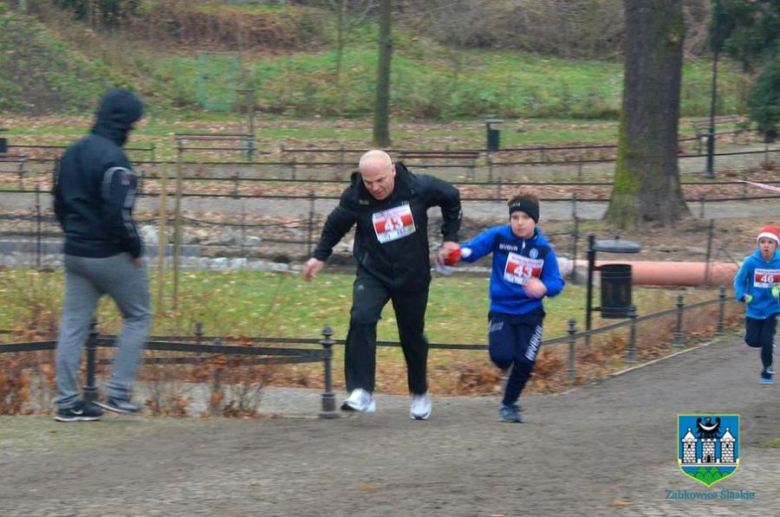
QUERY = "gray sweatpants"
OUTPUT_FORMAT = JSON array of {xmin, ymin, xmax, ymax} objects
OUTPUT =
[{"xmin": 56, "ymin": 253, "xmax": 152, "ymax": 409}]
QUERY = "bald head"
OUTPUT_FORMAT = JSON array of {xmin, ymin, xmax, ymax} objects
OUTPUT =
[
  {"xmin": 359, "ymin": 150, "xmax": 396, "ymax": 200},
  {"xmin": 359, "ymin": 149, "xmax": 393, "ymax": 171}
]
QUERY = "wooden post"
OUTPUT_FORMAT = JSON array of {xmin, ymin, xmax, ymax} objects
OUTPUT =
[
  {"xmin": 156, "ymin": 164, "xmax": 169, "ymax": 314},
  {"xmin": 172, "ymin": 144, "xmax": 184, "ymax": 310}
]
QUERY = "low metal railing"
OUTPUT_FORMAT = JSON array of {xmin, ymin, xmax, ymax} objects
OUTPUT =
[
  {"xmin": 0, "ymin": 288, "xmax": 736, "ymax": 415},
  {"xmin": 0, "ymin": 322, "xmax": 340, "ymax": 418}
]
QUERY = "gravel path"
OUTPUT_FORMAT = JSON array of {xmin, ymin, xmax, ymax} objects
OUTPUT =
[{"xmin": 1, "ymin": 335, "xmax": 778, "ymax": 516}]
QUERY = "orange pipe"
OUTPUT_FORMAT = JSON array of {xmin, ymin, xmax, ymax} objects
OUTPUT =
[{"xmin": 568, "ymin": 260, "xmax": 738, "ymax": 287}]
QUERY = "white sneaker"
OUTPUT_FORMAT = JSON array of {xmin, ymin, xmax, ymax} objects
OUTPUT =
[
  {"xmin": 341, "ymin": 388, "xmax": 376, "ymax": 413},
  {"xmin": 410, "ymin": 392, "xmax": 432, "ymax": 420}
]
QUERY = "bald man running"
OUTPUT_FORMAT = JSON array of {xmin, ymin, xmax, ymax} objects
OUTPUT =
[{"xmin": 304, "ymin": 150, "xmax": 461, "ymax": 420}]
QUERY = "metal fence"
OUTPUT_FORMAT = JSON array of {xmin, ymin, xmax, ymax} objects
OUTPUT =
[
  {"xmin": 0, "ymin": 180, "xmax": 754, "ymax": 288},
  {"xmin": 3, "ymin": 130, "xmax": 777, "ymax": 173},
  {"xmin": 0, "ymin": 322, "xmax": 340, "ymax": 418},
  {"xmin": 0, "ymin": 287, "xmax": 735, "ymax": 416}
]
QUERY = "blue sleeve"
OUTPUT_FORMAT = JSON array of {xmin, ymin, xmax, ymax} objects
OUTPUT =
[
  {"xmin": 459, "ymin": 228, "xmax": 498, "ymax": 262},
  {"xmin": 734, "ymin": 259, "xmax": 751, "ymax": 302},
  {"xmin": 541, "ymin": 246, "xmax": 565, "ymax": 298}
]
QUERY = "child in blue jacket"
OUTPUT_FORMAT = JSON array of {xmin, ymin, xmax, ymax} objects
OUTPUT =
[
  {"xmin": 455, "ymin": 192, "xmax": 564, "ymax": 422},
  {"xmin": 734, "ymin": 226, "xmax": 780, "ymax": 384}
]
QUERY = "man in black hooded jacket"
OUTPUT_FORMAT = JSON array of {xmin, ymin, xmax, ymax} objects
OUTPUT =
[
  {"xmin": 303, "ymin": 149, "xmax": 461, "ymax": 420},
  {"xmin": 52, "ymin": 89, "xmax": 151, "ymax": 422}
]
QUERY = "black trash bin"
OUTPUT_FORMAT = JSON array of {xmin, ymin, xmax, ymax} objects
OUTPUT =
[
  {"xmin": 599, "ymin": 264, "xmax": 632, "ymax": 318},
  {"xmin": 487, "ymin": 128, "xmax": 500, "ymax": 151},
  {"xmin": 485, "ymin": 119, "xmax": 502, "ymax": 151}
]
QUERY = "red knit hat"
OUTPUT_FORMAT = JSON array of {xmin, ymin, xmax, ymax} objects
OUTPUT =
[{"xmin": 757, "ymin": 225, "xmax": 780, "ymax": 246}]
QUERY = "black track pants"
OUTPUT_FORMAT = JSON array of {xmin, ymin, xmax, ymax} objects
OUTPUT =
[
  {"xmin": 745, "ymin": 315, "xmax": 776, "ymax": 370},
  {"xmin": 344, "ymin": 273, "xmax": 429, "ymax": 395}
]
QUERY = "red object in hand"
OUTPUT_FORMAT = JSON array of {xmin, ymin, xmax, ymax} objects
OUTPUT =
[{"xmin": 442, "ymin": 247, "xmax": 462, "ymax": 266}]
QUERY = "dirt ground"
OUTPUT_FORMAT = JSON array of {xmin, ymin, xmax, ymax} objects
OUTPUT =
[{"xmin": 1, "ymin": 335, "xmax": 778, "ymax": 517}]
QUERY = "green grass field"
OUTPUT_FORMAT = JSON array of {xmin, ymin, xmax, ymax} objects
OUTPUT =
[
  {"xmin": 120, "ymin": 47, "xmax": 746, "ymax": 121},
  {"xmin": 4, "ymin": 114, "xmax": 751, "ymax": 165},
  {"xmin": 0, "ymin": 5, "xmax": 749, "ymax": 122},
  {"xmin": 2, "ymin": 268, "xmax": 719, "ymax": 344}
]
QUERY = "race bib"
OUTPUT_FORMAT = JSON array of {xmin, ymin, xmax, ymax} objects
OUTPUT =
[
  {"xmin": 503, "ymin": 252, "xmax": 543, "ymax": 285},
  {"xmin": 372, "ymin": 205, "xmax": 416, "ymax": 244},
  {"xmin": 753, "ymin": 268, "xmax": 780, "ymax": 288}
]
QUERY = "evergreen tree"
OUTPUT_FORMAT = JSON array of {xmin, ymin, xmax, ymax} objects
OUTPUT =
[{"xmin": 716, "ymin": 0, "xmax": 780, "ymax": 141}]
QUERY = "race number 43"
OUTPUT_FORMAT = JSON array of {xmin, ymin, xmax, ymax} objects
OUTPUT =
[
  {"xmin": 372, "ymin": 205, "xmax": 416, "ymax": 244},
  {"xmin": 503, "ymin": 252, "xmax": 543, "ymax": 285}
]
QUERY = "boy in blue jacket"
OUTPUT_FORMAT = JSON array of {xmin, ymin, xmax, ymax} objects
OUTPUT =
[
  {"xmin": 453, "ymin": 192, "xmax": 564, "ymax": 422},
  {"xmin": 734, "ymin": 225, "xmax": 780, "ymax": 384}
]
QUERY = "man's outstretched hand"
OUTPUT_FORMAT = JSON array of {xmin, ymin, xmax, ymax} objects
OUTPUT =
[
  {"xmin": 438, "ymin": 241, "xmax": 460, "ymax": 264},
  {"xmin": 303, "ymin": 258, "xmax": 325, "ymax": 281}
]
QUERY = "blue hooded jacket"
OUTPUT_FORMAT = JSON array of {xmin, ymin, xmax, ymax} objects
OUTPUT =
[
  {"xmin": 734, "ymin": 249, "xmax": 780, "ymax": 319},
  {"xmin": 460, "ymin": 226, "xmax": 564, "ymax": 316}
]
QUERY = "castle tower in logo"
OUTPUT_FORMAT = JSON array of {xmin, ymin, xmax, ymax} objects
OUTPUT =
[
  {"xmin": 720, "ymin": 429, "xmax": 735, "ymax": 463},
  {"xmin": 681, "ymin": 428, "xmax": 697, "ymax": 463},
  {"xmin": 677, "ymin": 415, "xmax": 740, "ymax": 487}
]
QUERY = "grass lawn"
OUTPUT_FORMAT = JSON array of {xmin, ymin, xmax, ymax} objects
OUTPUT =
[
  {"xmin": 2, "ymin": 269, "xmax": 720, "ymax": 342},
  {"xmin": 4, "ymin": 115, "xmax": 749, "ymax": 164}
]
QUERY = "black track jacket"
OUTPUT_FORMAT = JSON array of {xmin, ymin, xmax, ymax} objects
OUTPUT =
[
  {"xmin": 312, "ymin": 162, "xmax": 462, "ymax": 290},
  {"xmin": 53, "ymin": 89, "xmax": 144, "ymax": 258}
]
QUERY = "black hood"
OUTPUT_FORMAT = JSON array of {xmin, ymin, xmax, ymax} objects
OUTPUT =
[{"xmin": 90, "ymin": 89, "xmax": 144, "ymax": 146}]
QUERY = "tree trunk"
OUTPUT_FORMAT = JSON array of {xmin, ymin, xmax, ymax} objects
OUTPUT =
[
  {"xmin": 605, "ymin": 0, "xmax": 689, "ymax": 228},
  {"xmin": 335, "ymin": 0, "xmax": 346, "ymax": 79},
  {"xmin": 372, "ymin": 0, "xmax": 392, "ymax": 148}
]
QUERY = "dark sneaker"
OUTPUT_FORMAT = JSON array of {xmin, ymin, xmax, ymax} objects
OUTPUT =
[
  {"xmin": 54, "ymin": 400, "xmax": 103, "ymax": 422},
  {"xmin": 96, "ymin": 397, "xmax": 142, "ymax": 414},
  {"xmin": 760, "ymin": 370, "xmax": 774, "ymax": 384},
  {"xmin": 500, "ymin": 403, "xmax": 523, "ymax": 423}
]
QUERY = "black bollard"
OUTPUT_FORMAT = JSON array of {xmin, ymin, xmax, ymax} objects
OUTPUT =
[
  {"xmin": 194, "ymin": 321, "xmax": 204, "ymax": 346},
  {"xmin": 674, "ymin": 294, "xmax": 685, "ymax": 348},
  {"xmin": 567, "ymin": 319, "xmax": 578, "ymax": 383},
  {"xmin": 717, "ymin": 287, "xmax": 726, "ymax": 336},
  {"xmin": 319, "ymin": 325, "xmax": 339, "ymax": 419},
  {"xmin": 627, "ymin": 305, "xmax": 638, "ymax": 364}
]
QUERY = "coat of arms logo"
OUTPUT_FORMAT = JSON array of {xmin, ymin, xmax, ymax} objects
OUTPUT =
[{"xmin": 677, "ymin": 414, "xmax": 740, "ymax": 487}]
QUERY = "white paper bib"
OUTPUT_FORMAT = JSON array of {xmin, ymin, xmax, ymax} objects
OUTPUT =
[
  {"xmin": 753, "ymin": 268, "xmax": 780, "ymax": 288},
  {"xmin": 503, "ymin": 252, "xmax": 544, "ymax": 285},
  {"xmin": 372, "ymin": 205, "xmax": 416, "ymax": 244}
]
